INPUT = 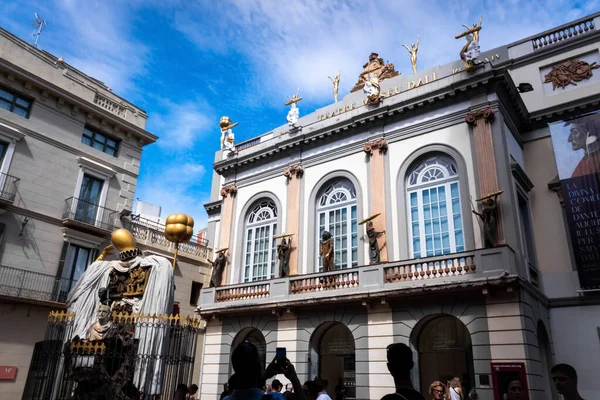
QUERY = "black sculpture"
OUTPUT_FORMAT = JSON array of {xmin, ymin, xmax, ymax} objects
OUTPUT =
[
  {"xmin": 472, "ymin": 196, "xmax": 499, "ymax": 247},
  {"xmin": 210, "ymin": 252, "xmax": 227, "ymax": 288},
  {"xmin": 277, "ymin": 237, "xmax": 291, "ymax": 277},
  {"xmin": 366, "ymin": 221, "xmax": 385, "ymax": 265}
]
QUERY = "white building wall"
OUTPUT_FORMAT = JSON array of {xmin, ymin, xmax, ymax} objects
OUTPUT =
[{"xmin": 387, "ymin": 122, "xmax": 480, "ymax": 259}]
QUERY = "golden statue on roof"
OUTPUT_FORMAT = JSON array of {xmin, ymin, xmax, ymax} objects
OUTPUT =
[{"xmin": 350, "ymin": 53, "xmax": 400, "ymax": 93}]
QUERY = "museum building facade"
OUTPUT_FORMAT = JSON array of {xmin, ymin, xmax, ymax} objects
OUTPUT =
[{"xmin": 197, "ymin": 13, "xmax": 600, "ymax": 400}]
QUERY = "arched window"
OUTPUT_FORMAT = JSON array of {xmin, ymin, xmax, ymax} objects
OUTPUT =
[
  {"xmin": 243, "ymin": 200, "xmax": 277, "ymax": 282},
  {"xmin": 406, "ymin": 155, "xmax": 464, "ymax": 258},
  {"xmin": 316, "ymin": 179, "xmax": 358, "ymax": 270}
]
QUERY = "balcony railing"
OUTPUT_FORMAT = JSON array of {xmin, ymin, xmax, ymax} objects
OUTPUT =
[
  {"xmin": 128, "ymin": 216, "xmax": 211, "ymax": 260},
  {"xmin": 0, "ymin": 265, "xmax": 70, "ymax": 304},
  {"xmin": 62, "ymin": 197, "xmax": 118, "ymax": 232},
  {"xmin": 93, "ymin": 93, "xmax": 128, "ymax": 118},
  {"xmin": 532, "ymin": 17, "xmax": 595, "ymax": 50},
  {"xmin": 198, "ymin": 247, "xmax": 517, "ymax": 313},
  {"xmin": 0, "ymin": 172, "xmax": 19, "ymax": 203}
]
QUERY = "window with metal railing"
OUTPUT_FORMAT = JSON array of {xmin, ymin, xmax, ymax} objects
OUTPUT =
[{"xmin": 0, "ymin": 86, "xmax": 32, "ymax": 118}]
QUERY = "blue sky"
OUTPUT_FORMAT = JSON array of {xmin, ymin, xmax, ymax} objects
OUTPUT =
[{"xmin": 0, "ymin": 0, "xmax": 598, "ymax": 232}]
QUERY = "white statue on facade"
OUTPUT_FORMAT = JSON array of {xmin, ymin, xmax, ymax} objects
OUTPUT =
[
  {"xmin": 463, "ymin": 34, "xmax": 480, "ymax": 63},
  {"xmin": 219, "ymin": 116, "xmax": 238, "ymax": 153},
  {"xmin": 363, "ymin": 73, "xmax": 380, "ymax": 97},
  {"xmin": 285, "ymin": 89, "xmax": 302, "ymax": 128},
  {"xmin": 66, "ymin": 229, "xmax": 174, "ymax": 395}
]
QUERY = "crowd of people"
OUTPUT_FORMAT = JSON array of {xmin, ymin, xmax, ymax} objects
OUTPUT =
[{"xmin": 174, "ymin": 342, "xmax": 585, "ymax": 400}]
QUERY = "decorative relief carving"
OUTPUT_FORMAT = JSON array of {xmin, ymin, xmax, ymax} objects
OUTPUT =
[
  {"xmin": 283, "ymin": 164, "xmax": 304, "ymax": 180},
  {"xmin": 220, "ymin": 184, "xmax": 238, "ymax": 198},
  {"xmin": 465, "ymin": 107, "xmax": 495, "ymax": 126},
  {"xmin": 363, "ymin": 138, "xmax": 388, "ymax": 156},
  {"xmin": 543, "ymin": 59, "xmax": 600, "ymax": 90}
]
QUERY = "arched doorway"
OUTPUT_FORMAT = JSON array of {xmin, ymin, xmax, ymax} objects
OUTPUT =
[
  {"xmin": 417, "ymin": 315, "xmax": 474, "ymax": 394},
  {"xmin": 230, "ymin": 328, "xmax": 267, "ymax": 374},
  {"xmin": 310, "ymin": 322, "xmax": 356, "ymax": 399}
]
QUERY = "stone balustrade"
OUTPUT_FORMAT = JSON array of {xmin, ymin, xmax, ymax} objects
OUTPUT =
[
  {"xmin": 198, "ymin": 246, "xmax": 519, "ymax": 314},
  {"xmin": 532, "ymin": 18, "xmax": 595, "ymax": 50}
]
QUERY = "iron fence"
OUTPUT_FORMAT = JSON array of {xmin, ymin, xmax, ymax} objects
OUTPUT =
[
  {"xmin": 0, "ymin": 264, "xmax": 70, "ymax": 303},
  {"xmin": 63, "ymin": 197, "xmax": 118, "ymax": 231},
  {"xmin": 22, "ymin": 311, "xmax": 201, "ymax": 400}
]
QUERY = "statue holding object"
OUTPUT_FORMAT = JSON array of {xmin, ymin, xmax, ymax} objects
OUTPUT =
[
  {"xmin": 320, "ymin": 231, "xmax": 334, "ymax": 272},
  {"xmin": 285, "ymin": 89, "xmax": 302, "ymax": 128},
  {"xmin": 359, "ymin": 213, "xmax": 386, "ymax": 265},
  {"xmin": 210, "ymin": 250, "xmax": 228, "ymax": 288},
  {"xmin": 275, "ymin": 234, "xmax": 293, "ymax": 277},
  {"xmin": 471, "ymin": 190, "xmax": 502, "ymax": 248},
  {"xmin": 455, "ymin": 16, "xmax": 483, "ymax": 72},
  {"xmin": 220, "ymin": 116, "xmax": 238, "ymax": 153}
]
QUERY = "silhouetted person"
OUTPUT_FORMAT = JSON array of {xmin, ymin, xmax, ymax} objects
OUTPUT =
[
  {"xmin": 174, "ymin": 383, "xmax": 189, "ymax": 400},
  {"xmin": 187, "ymin": 384, "xmax": 198, "ymax": 400},
  {"xmin": 551, "ymin": 364, "xmax": 584, "ymax": 400},
  {"xmin": 303, "ymin": 381, "xmax": 322, "ymax": 400},
  {"xmin": 223, "ymin": 342, "xmax": 264, "ymax": 400},
  {"xmin": 266, "ymin": 379, "xmax": 285, "ymax": 400},
  {"xmin": 380, "ymin": 343, "xmax": 426, "ymax": 400},
  {"xmin": 220, "ymin": 382, "xmax": 230, "ymax": 400},
  {"xmin": 283, "ymin": 383, "xmax": 294, "ymax": 400}
]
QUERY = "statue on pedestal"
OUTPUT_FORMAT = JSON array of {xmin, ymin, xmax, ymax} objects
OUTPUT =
[
  {"xmin": 86, "ymin": 303, "xmax": 115, "ymax": 341},
  {"xmin": 328, "ymin": 71, "xmax": 341, "ymax": 103},
  {"xmin": 275, "ymin": 234, "xmax": 293, "ymax": 277},
  {"xmin": 210, "ymin": 250, "xmax": 227, "ymax": 288},
  {"xmin": 66, "ymin": 228, "xmax": 174, "ymax": 395},
  {"xmin": 320, "ymin": 231, "xmax": 334, "ymax": 272},
  {"xmin": 285, "ymin": 89, "xmax": 302, "ymax": 128},
  {"xmin": 402, "ymin": 35, "xmax": 420, "ymax": 74},
  {"xmin": 220, "ymin": 116, "xmax": 238, "ymax": 153},
  {"xmin": 471, "ymin": 190, "xmax": 502, "ymax": 248},
  {"xmin": 350, "ymin": 53, "xmax": 400, "ymax": 93},
  {"xmin": 455, "ymin": 17, "xmax": 483, "ymax": 72}
]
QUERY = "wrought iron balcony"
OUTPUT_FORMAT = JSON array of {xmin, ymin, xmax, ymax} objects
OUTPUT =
[
  {"xmin": 198, "ymin": 246, "xmax": 520, "ymax": 315},
  {"xmin": 127, "ymin": 216, "xmax": 212, "ymax": 261},
  {"xmin": 0, "ymin": 172, "xmax": 20, "ymax": 203},
  {"xmin": 62, "ymin": 197, "xmax": 118, "ymax": 232},
  {"xmin": 0, "ymin": 264, "xmax": 70, "ymax": 304}
]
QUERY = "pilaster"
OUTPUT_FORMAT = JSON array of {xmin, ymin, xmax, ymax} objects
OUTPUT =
[
  {"xmin": 364, "ymin": 138, "xmax": 389, "ymax": 262},
  {"xmin": 218, "ymin": 184, "xmax": 237, "ymax": 285},
  {"xmin": 465, "ymin": 108, "xmax": 505, "ymax": 244},
  {"xmin": 284, "ymin": 164, "xmax": 304, "ymax": 276}
]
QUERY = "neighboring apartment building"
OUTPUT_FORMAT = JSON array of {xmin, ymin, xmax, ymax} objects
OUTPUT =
[
  {"xmin": 197, "ymin": 13, "xmax": 600, "ymax": 400},
  {"xmin": 0, "ymin": 28, "xmax": 209, "ymax": 397}
]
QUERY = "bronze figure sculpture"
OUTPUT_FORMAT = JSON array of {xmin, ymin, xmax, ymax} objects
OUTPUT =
[
  {"xmin": 277, "ymin": 237, "xmax": 291, "ymax": 277},
  {"xmin": 210, "ymin": 251, "xmax": 227, "ymax": 288},
  {"xmin": 366, "ymin": 221, "xmax": 386, "ymax": 265},
  {"xmin": 472, "ymin": 191, "xmax": 502, "ymax": 248},
  {"xmin": 320, "ymin": 231, "xmax": 334, "ymax": 272}
]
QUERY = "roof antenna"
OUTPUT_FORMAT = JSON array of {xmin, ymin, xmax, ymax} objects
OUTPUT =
[{"xmin": 32, "ymin": 13, "xmax": 47, "ymax": 48}]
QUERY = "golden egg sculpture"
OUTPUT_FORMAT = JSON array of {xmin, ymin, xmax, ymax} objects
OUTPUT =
[
  {"xmin": 165, "ymin": 213, "xmax": 194, "ymax": 243},
  {"xmin": 111, "ymin": 228, "xmax": 136, "ymax": 252},
  {"xmin": 219, "ymin": 116, "xmax": 231, "ymax": 129}
]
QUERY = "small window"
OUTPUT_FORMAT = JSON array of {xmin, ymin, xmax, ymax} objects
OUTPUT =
[
  {"xmin": 190, "ymin": 281, "xmax": 203, "ymax": 306},
  {"xmin": 81, "ymin": 127, "xmax": 119, "ymax": 157},
  {"xmin": 0, "ymin": 86, "xmax": 32, "ymax": 118}
]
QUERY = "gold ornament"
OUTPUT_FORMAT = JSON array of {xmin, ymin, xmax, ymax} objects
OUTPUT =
[
  {"xmin": 165, "ymin": 213, "xmax": 194, "ymax": 269},
  {"xmin": 111, "ymin": 229, "xmax": 136, "ymax": 252}
]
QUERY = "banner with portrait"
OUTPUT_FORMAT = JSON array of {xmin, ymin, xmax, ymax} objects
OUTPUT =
[{"xmin": 549, "ymin": 111, "xmax": 600, "ymax": 290}]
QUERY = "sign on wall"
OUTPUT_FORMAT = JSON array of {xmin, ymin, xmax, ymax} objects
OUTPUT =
[
  {"xmin": 0, "ymin": 366, "xmax": 17, "ymax": 380},
  {"xmin": 490, "ymin": 363, "xmax": 529, "ymax": 400},
  {"xmin": 549, "ymin": 111, "xmax": 600, "ymax": 290}
]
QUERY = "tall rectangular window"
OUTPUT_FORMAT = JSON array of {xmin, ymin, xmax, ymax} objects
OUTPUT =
[
  {"xmin": 58, "ymin": 244, "xmax": 94, "ymax": 294},
  {"xmin": 0, "ymin": 87, "xmax": 32, "ymax": 118},
  {"xmin": 75, "ymin": 174, "xmax": 104, "ymax": 225},
  {"xmin": 243, "ymin": 200, "xmax": 278, "ymax": 282},
  {"xmin": 81, "ymin": 127, "xmax": 119, "ymax": 157},
  {"xmin": 517, "ymin": 191, "xmax": 539, "ymax": 286}
]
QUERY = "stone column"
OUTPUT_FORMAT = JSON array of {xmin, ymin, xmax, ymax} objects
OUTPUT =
[
  {"xmin": 465, "ymin": 108, "xmax": 505, "ymax": 244},
  {"xmin": 363, "ymin": 139, "xmax": 389, "ymax": 262},
  {"xmin": 284, "ymin": 164, "xmax": 304, "ymax": 275},
  {"xmin": 218, "ymin": 184, "xmax": 237, "ymax": 285}
]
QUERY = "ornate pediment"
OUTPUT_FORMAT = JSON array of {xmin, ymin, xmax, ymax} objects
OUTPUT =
[{"xmin": 350, "ymin": 53, "xmax": 400, "ymax": 93}]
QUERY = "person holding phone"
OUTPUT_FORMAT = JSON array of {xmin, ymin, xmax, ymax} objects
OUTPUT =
[{"xmin": 262, "ymin": 348, "xmax": 306, "ymax": 400}]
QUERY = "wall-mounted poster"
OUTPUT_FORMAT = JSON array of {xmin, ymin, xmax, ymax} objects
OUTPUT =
[
  {"xmin": 549, "ymin": 111, "xmax": 600, "ymax": 290},
  {"xmin": 490, "ymin": 363, "xmax": 529, "ymax": 400}
]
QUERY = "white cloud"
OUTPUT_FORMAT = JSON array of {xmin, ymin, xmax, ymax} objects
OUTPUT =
[
  {"xmin": 149, "ymin": 101, "xmax": 214, "ymax": 148},
  {"xmin": 135, "ymin": 162, "xmax": 209, "ymax": 231},
  {"xmin": 173, "ymin": 0, "xmax": 594, "ymax": 106}
]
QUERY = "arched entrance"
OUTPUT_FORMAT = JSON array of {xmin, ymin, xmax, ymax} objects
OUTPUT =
[
  {"xmin": 310, "ymin": 322, "xmax": 356, "ymax": 399},
  {"xmin": 416, "ymin": 315, "xmax": 474, "ymax": 394},
  {"xmin": 230, "ymin": 328, "xmax": 267, "ymax": 374}
]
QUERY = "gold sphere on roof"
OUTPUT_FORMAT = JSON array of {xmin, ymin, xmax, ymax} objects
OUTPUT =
[
  {"xmin": 111, "ymin": 229, "xmax": 136, "ymax": 252},
  {"xmin": 220, "ymin": 116, "xmax": 232, "ymax": 129},
  {"xmin": 165, "ymin": 213, "xmax": 194, "ymax": 243}
]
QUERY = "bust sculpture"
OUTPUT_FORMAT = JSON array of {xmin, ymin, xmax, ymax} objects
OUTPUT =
[{"xmin": 86, "ymin": 304, "xmax": 114, "ymax": 341}]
